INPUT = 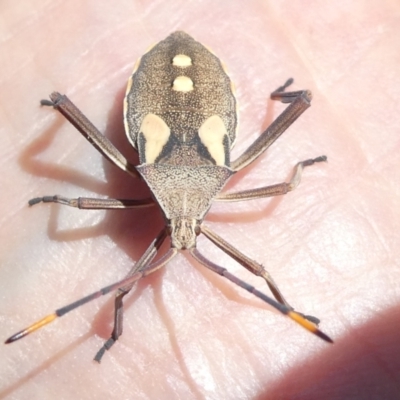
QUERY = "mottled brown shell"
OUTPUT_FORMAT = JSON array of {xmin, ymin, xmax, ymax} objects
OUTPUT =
[{"xmin": 124, "ymin": 31, "xmax": 237, "ymax": 167}]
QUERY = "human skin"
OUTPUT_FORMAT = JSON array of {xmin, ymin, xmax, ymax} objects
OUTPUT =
[{"xmin": 1, "ymin": 1, "xmax": 400, "ymax": 399}]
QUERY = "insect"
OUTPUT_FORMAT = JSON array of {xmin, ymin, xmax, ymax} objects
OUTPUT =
[{"xmin": 6, "ymin": 31, "xmax": 332, "ymax": 361}]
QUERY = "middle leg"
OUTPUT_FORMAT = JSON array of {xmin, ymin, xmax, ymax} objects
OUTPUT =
[
  {"xmin": 29, "ymin": 195, "xmax": 154, "ymax": 209},
  {"xmin": 216, "ymin": 156, "xmax": 326, "ymax": 202}
]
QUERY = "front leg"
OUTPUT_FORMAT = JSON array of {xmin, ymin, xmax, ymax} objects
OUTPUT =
[
  {"xmin": 231, "ymin": 79, "xmax": 312, "ymax": 172},
  {"xmin": 42, "ymin": 92, "xmax": 139, "ymax": 178}
]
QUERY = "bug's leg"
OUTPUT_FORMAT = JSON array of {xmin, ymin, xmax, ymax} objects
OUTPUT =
[
  {"xmin": 216, "ymin": 156, "xmax": 326, "ymax": 202},
  {"xmin": 231, "ymin": 79, "xmax": 313, "ymax": 172},
  {"xmin": 200, "ymin": 225, "xmax": 320, "ymax": 324},
  {"xmin": 5, "ymin": 230, "xmax": 177, "ymax": 348},
  {"xmin": 41, "ymin": 92, "xmax": 139, "ymax": 178},
  {"xmin": 29, "ymin": 195, "xmax": 154, "ymax": 209},
  {"xmin": 93, "ymin": 230, "xmax": 177, "ymax": 363},
  {"xmin": 5, "ymin": 270, "xmax": 147, "ymax": 344},
  {"xmin": 190, "ymin": 248, "xmax": 332, "ymax": 343}
]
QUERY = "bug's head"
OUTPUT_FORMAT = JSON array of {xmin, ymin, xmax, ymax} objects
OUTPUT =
[{"xmin": 168, "ymin": 217, "xmax": 201, "ymax": 250}]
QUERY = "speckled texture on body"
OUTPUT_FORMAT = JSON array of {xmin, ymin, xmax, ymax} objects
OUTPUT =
[{"xmin": 124, "ymin": 31, "xmax": 237, "ymax": 167}]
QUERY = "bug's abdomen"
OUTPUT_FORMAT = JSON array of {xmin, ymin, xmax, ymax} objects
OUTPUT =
[{"xmin": 124, "ymin": 31, "xmax": 237, "ymax": 167}]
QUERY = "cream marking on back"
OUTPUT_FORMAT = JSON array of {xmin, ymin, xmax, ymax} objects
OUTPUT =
[
  {"xmin": 172, "ymin": 54, "xmax": 192, "ymax": 67},
  {"xmin": 123, "ymin": 75, "xmax": 134, "ymax": 140},
  {"xmin": 123, "ymin": 57, "xmax": 142, "ymax": 147},
  {"xmin": 140, "ymin": 113, "xmax": 171, "ymax": 163},
  {"xmin": 198, "ymin": 115, "xmax": 228, "ymax": 166},
  {"xmin": 123, "ymin": 43, "xmax": 156, "ymax": 147},
  {"xmin": 172, "ymin": 76, "xmax": 194, "ymax": 92}
]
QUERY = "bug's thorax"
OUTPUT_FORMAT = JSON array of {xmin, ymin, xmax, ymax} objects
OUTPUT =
[{"xmin": 136, "ymin": 163, "xmax": 233, "ymax": 249}]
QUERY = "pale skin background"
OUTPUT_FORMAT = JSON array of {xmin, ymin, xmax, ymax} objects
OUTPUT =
[{"xmin": 1, "ymin": 1, "xmax": 400, "ymax": 399}]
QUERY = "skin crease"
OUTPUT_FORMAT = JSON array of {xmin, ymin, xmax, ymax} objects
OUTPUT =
[{"xmin": 1, "ymin": 1, "xmax": 400, "ymax": 399}]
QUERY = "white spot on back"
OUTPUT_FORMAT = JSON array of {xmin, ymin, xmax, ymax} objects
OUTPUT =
[
  {"xmin": 140, "ymin": 114, "xmax": 170, "ymax": 163},
  {"xmin": 198, "ymin": 115, "xmax": 228, "ymax": 166},
  {"xmin": 172, "ymin": 76, "xmax": 193, "ymax": 92},
  {"xmin": 172, "ymin": 54, "xmax": 192, "ymax": 67}
]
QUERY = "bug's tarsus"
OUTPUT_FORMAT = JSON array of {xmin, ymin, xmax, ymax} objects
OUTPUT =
[
  {"xmin": 28, "ymin": 195, "xmax": 76, "ymax": 207},
  {"xmin": 285, "ymin": 156, "xmax": 327, "ymax": 192},
  {"xmin": 273, "ymin": 78, "xmax": 294, "ymax": 94},
  {"xmin": 270, "ymin": 78, "xmax": 312, "ymax": 104},
  {"xmin": 272, "ymin": 89, "xmax": 312, "ymax": 104},
  {"xmin": 312, "ymin": 155, "xmax": 327, "ymax": 163},
  {"xmin": 40, "ymin": 99, "xmax": 54, "ymax": 107},
  {"xmin": 28, "ymin": 197, "xmax": 45, "ymax": 206},
  {"xmin": 94, "ymin": 337, "xmax": 115, "ymax": 363},
  {"xmin": 301, "ymin": 156, "xmax": 328, "ymax": 168}
]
